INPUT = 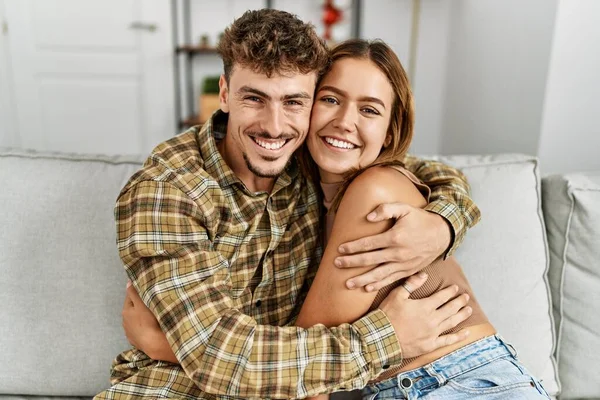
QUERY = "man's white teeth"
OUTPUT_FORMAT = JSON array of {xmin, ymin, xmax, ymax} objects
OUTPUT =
[
  {"xmin": 254, "ymin": 138, "xmax": 286, "ymax": 150},
  {"xmin": 325, "ymin": 137, "xmax": 356, "ymax": 149}
]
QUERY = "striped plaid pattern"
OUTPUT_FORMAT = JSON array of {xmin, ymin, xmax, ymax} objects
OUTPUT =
[
  {"xmin": 95, "ymin": 112, "xmax": 403, "ymax": 399},
  {"xmin": 404, "ymin": 154, "xmax": 481, "ymax": 257}
]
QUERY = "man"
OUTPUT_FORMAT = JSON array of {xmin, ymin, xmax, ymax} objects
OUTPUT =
[{"xmin": 96, "ymin": 9, "xmax": 480, "ymax": 400}]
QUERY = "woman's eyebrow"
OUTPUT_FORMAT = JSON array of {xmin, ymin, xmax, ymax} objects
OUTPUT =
[
  {"xmin": 318, "ymin": 85, "xmax": 385, "ymax": 109},
  {"xmin": 319, "ymin": 85, "xmax": 346, "ymax": 97}
]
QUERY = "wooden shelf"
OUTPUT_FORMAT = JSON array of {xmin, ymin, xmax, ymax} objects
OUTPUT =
[
  {"xmin": 176, "ymin": 45, "xmax": 219, "ymax": 55},
  {"xmin": 180, "ymin": 115, "xmax": 205, "ymax": 128}
]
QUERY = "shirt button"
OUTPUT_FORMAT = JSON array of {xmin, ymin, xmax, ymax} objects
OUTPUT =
[
  {"xmin": 382, "ymin": 364, "xmax": 390, "ymax": 370},
  {"xmin": 255, "ymin": 300, "xmax": 262, "ymax": 307},
  {"xmin": 401, "ymin": 377, "xmax": 412, "ymax": 389}
]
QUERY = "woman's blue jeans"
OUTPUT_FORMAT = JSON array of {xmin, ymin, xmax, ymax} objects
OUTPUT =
[{"xmin": 362, "ymin": 335, "xmax": 550, "ymax": 399}]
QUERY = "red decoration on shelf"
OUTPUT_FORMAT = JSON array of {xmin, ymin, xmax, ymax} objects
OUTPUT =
[{"xmin": 322, "ymin": 0, "xmax": 343, "ymax": 41}]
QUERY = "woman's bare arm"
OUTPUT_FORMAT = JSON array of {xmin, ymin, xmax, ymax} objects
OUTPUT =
[{"xmin": 296, "ymin": 166, "xmax": 427, "ymax": 329}]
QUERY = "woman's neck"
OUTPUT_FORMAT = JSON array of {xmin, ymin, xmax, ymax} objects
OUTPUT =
[{"xmin": 318, "ymin": 168, "xmax": 344, "ymax": 184}]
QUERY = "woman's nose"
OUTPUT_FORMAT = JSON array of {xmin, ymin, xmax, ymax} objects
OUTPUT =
[{"xmin": 332, "ymin": 105, "xmax": 357, "ymax": 132}]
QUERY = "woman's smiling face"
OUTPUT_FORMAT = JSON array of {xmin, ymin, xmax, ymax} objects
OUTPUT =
[{"xmin": 307, "ymin": 57, "xmax": 394, "ymax": 183}]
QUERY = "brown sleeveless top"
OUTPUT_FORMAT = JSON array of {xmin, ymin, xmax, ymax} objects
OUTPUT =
[{"xmin": 320, "ymin": 166, "xmax": 488, "ymax": 381}]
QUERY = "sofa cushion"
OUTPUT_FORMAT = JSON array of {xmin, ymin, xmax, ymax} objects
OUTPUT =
[
  {"xmin": 428, "ymin": 154, "xmax": 560, "ymax": 397},
  {"xmin": 0, "ymin": 149, "xmax": 144, "ymax": 396},
  {"xmin": 542, "ymin": 172, "xmax": 600, "ymax": 400}
]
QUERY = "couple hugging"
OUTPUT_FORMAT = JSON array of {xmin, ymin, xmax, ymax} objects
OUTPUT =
[{"xmin": 95, "ymin": 9, "xmax": 549, "ymax": 400}]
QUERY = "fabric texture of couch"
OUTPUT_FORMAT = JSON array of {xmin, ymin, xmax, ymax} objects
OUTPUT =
[
  {"xmin": 1, "ymin": 148, "xmax": 598, "ymax": 399},
  {"xmin": 543, "ymin": 172, "xmax": 600, "ymax": 399}
]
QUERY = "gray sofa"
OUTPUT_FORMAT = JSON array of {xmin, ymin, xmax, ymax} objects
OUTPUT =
[{"xmin": 1, "ymin": 149, "xmax": 599, "ymax": 399}]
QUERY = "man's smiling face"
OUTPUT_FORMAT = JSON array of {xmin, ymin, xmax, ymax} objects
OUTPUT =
[{"xmin": 218, "ymin": 66, "xmax": 317, "ymax": 190}]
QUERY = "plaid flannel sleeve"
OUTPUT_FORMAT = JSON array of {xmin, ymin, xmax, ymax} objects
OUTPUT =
[
  {"xmin": 404, "ymin": 155, "xmax": 482, "ymax": 257},
  {"xmin": 115, "ymin": 180, "xmax": 403, "ymax": 398}
]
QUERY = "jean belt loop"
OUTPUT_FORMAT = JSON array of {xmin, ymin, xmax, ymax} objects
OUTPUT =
[{"xmin": 496, "ymin": 334, "xmax": 518, "ymax": 358}]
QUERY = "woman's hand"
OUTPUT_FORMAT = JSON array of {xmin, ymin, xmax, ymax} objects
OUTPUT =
[
  {"xmin": 379, "ymin": 272, "xmax": 471, "ymax": 358},
  {"xmin": 122, "ymin": 281, "xmax": 178, "ymax": 363},
  {"xmin": 333, "ymin": 202, "xmax": 452, "ymax": 292}
]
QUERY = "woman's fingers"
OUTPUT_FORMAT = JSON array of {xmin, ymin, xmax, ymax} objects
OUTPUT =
[
  {"xmin": 437, "ymin": 299, "xmax": 473, "ymax": 331},
  {"xmin": 434, "ymin": 328, "xmax": 471, "ymax": 349}
]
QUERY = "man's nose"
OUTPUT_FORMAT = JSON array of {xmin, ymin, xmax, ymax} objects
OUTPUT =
[{"xmin": 261, "ymin": 105, "xmax": 285, "ymax": 136}]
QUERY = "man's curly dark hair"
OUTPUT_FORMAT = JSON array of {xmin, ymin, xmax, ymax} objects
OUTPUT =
[{"xmin": 217, "ymin": 9, "xmax": 330, "ymax": 81}]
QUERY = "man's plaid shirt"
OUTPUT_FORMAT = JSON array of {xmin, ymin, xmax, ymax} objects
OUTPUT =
[{"xmin": 95, "ymin": 112, "xmax": 480, "ymax": 399}]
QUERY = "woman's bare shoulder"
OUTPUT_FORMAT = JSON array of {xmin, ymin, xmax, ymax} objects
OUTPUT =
[{"xmin": 342, "ymin": 166, "xmax": 428, "ymax": 210}]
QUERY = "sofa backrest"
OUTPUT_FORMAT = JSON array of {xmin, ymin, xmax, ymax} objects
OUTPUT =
[{"xmin": 0, "ymin": 149, "xmax": 144, "ymax": 396}]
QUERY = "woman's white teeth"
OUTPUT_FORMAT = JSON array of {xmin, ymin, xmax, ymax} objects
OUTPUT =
[
  {"xmin": 254, "ymin": 138, "xmax": 286, "ymax": 150},
  {"xmin": 325, "ymin": 137, "xmax": 356, "ymax": 149}
]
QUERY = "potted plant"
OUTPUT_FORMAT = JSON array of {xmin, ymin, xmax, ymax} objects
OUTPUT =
[{"xmin": 199, "ymin": 75, "xmax": 221, "ymax": 122}]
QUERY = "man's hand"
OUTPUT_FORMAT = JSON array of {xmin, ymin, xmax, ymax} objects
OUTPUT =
[
  {"xmin": 380, "ymin": 273, "xmax": 471, "ymax": 358},
  {"xmin": 335, "ymin": 202, "xmax": 452, "ymax": 291},
  {"xmin": 122, "ymin": 282, "xmax": 178, "ymax": 363}
]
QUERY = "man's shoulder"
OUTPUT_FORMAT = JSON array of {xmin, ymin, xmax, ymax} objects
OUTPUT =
[
  {"xmin": 122, "ymin": 127, "xmax": 216, "ymax": 197},
  {"xmin": 144, "ymin": 128, "xmax": 206, "ymax": 179}
]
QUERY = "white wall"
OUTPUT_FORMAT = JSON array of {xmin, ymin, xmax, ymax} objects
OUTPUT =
[
  {"xmin": 538, "ymin": 0, "xmax": 600, "ymax": 175},
  {"xmin": 439, "ymin": 0, "xmax": 558, "ymax": 156},
  {"xmin": 360, "ymin": 0, "xmax": 412, "ymax": 64},
  {"xmin": 411, "ymin": 0, "xmax": 452, "ymax": 154},
  {"xmin": 0, "ymin": 0, "xmax": 18, "ymax": 148}
]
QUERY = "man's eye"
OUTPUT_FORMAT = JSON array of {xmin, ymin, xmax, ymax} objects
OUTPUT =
[
  {"xmin": 245, "ymin": 96, "xmax": 261, "ymax": 102},
  {"xmin": 286, "ymin": 100, "xmax": 302, "ymax": 106}
]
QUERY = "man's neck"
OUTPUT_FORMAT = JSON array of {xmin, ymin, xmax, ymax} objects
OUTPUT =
[{"xmin": 216, "ymin": 138, "xmax": 276, "ymax": 194}]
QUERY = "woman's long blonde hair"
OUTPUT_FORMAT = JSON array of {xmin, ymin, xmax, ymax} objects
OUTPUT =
[{"xmin": 297, "ymin": 39, "xmax": 415, "ymax": 212}]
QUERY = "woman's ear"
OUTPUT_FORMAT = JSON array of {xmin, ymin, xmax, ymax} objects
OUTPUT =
[{"xmin": 383, "ymin": 135, "xmax": 392, "ymax": 148}]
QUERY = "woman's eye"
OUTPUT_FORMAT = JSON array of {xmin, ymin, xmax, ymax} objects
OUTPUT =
[
  {"xmin": 362, "ymin": 107, "xmax": 380, "ymax": 115},
  {"xmin": 321, "ymin": 97, "xmax": 338, "ymax": 105}
]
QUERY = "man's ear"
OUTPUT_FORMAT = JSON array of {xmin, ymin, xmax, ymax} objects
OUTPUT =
[
  {"xmin": 219, "ymin": 74, "xmax": 229, "ymax": 113},
  {"xmin": 383, "ymin": 134, "xmax": 392, "ymax": 148}
]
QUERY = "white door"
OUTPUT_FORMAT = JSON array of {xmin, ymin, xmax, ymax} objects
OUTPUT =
[{"xmin": 2, "ymin": 0, "xmax": 175, "ymax": 155}]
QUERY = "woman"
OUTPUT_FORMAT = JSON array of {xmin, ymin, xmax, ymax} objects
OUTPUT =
[{"xmin": 294, "ymin": 39, "xmax": 550, "ymax": 399}]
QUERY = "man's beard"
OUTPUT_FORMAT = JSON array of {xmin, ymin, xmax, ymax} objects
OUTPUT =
[
  {"xmin": 243, "ymin": 130, "xmax": 297, "ymax": 178},
  {"xmin": 243, "ymin": 152, "xmax": 285, "ymax": 178}
]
